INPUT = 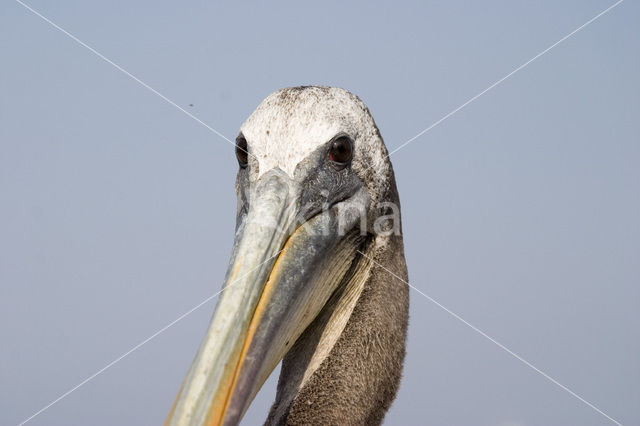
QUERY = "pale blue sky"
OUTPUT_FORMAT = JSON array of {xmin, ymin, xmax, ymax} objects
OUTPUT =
[{"xmin": 1, "ymin": 1, "xmax": 638, "ymax": 425}]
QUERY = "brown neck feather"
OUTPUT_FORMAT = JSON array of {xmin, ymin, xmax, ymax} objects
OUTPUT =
[{"xmin": 266, "ymin": 179, "xmax": 409, "ymax": 425}]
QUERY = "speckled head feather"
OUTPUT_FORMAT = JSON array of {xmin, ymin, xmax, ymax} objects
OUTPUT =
[{"xmin": 240, "ymin": 86, "xmax": 392, "ymax": 208}]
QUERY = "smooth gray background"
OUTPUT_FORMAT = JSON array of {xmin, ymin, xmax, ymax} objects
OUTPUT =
[{"xmin": 1, "ymin": 1, "xmax": 638, "ymax": 425}]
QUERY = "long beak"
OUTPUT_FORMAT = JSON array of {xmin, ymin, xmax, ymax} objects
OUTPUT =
[{"xmin": 165, "ymin": 171, "xmax": 366, "ymax": 426}]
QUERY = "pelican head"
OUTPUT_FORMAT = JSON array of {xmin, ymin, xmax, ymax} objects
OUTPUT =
[{"xmin": 166, "ymin": 86, "xmax": 408, "ymax": 425}]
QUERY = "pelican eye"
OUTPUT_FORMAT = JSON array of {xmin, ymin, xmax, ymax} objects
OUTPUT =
[
  {"xmin": 328, "ymin": 135, "xmax": 353, "ymax": 168},
  {"xmin": 235, "ymin": 136, "xmax": 249, "ymax": 168}
]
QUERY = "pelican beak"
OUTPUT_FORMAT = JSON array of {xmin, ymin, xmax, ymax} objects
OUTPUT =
[{"xmin": 165, "ymin": 170, "xmax": 368, "ymax": 426}]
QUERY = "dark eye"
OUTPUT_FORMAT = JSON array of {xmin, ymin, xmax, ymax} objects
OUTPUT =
[
  {"xmin": 236, "ymin": 136, "xmax": 248, "ymax": 168},
  {"xmin": 328, "ymin": 135, "xmax": 353, "ymax": 168}
]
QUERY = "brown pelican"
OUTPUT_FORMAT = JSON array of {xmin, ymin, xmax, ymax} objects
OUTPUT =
[{"xmin": 166, "ymin": 86, "xmax": 409, "ymax": 425}]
